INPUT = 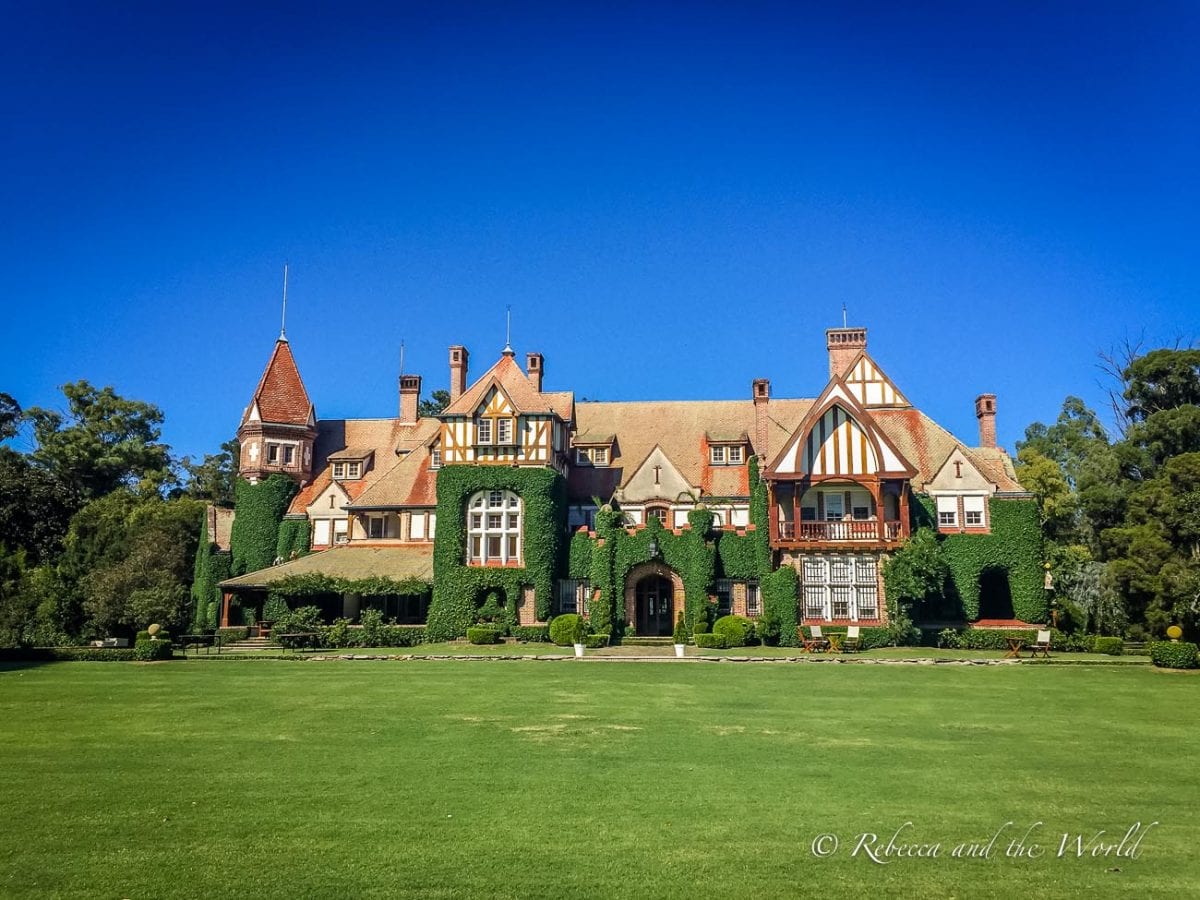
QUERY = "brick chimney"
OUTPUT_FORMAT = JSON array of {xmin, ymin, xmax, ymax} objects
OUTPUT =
[
  {"xmin": 752, "ymin": 378, "xmax": 770, "ymax": 459},
  {"xmin": 399, "ymin": 374, "xmax": 421, "ymax": 424},
  {"xmin": 826, "ymin": 327, "xmax": 867, "ymax": 379},
  {"xmin": 449, "ymin": 345, "xmax": 469, "ymax": 403},
  {"xmin": 975, "ymin": 393, "xmax": 997, "ymax": 448},
  {"xmin": 526, "ymin": 352, "xmax": 544, "ymax": 392}
]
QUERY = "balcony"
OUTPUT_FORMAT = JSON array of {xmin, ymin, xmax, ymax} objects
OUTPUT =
[{"xmin": 776, "ymin": 519, "xmax": 904, "ymax": 544}]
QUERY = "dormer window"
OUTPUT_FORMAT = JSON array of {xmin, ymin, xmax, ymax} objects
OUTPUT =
[
  {"xmin": 476, "ymin": 417, "xmax": 492, "ymax": 444},
  {"xmin": 430, "ymin": 448, "xmax": 442, "ymax": 469},
  {"xmin": 710, "ymin": 444, "xmax": 745, "ymax": 465},
  {"xmin": 332, "ymin": 462, "xmax": 361, "ymax": 480},
  {"xmin": 575, "ymin": 446, "xmax": 610, "ymax": 467}
]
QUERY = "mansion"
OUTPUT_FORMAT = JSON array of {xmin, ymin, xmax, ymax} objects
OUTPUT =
[{"xmin": 218, "ymin": 326, "xmax": 1040, "ymax": 636}]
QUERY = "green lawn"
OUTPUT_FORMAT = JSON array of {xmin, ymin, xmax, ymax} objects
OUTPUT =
[{"xmin": 0, "ymin": 661, "xmax": 1195, "ymax": 899}]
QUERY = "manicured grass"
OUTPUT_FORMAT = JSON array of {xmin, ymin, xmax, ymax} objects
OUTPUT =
[{"xmin": 1, "ymin": 661, "xmax": 1195, "ymax": 898}]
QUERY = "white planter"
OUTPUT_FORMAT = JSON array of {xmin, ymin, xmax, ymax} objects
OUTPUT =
[
  {"xmin": 573, "ymin": 643, "xmax": 585, "ymax": 657},
  {"xmin": 674, "ymin": 644, "xmax": 686, "ymax": 658}
]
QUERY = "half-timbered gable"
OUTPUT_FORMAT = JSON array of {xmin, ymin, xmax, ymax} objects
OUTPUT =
[
  {"xmin": 437, "ymin": 351, "xmax": 574, "ymax": 469},
  {"xmin": 840, "ymin": 350, "xmax": 911, "ymax": 408}
]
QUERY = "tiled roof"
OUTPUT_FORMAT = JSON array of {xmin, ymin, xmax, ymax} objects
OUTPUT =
[
  {"xmin": 242, "ymin": 339, "xmax": 314, "ymax": 426},
  {"xmin": 441, "ymin": 353, "xmax": 574, "ymax": 419},
  {"xmin": 569, "ymin": 398, "xmax": 812, "ymax": 501},
  {"xmin": 872, "ymin": 409, "xmax": 1025, "ymax": 492},
  {"xmin": 219, "ymin": 544, "xmax": 434, "ymax": 590},
  {"xmin": 342, "ymin": 419, "xmax": 442, "ymax": 509},
  {"xmin": 285, "ymin": 418, "xmax": 436, "ymax": 515}
]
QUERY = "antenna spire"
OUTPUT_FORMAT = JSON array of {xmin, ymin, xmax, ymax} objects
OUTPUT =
[
  {"xmin": 503, "ymin": 304, "xmax": 513, "ymax": 355},
  {"xmin": 399, "ymin": 340, "xmax": 405, "ymax": 377},
  {"xmin": 279, "ymin": 263, "xmax": 289, "ymax": 341},
  {"xmin": 842, "ymin": 302, "xmax": 847, "ymax": 329}
]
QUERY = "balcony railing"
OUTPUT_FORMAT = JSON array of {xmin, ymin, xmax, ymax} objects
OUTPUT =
[{"xmin": 776, "ymin": 519, "xmax": 904, "ymax": 543}]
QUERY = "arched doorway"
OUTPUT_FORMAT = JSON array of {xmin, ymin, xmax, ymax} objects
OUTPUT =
[
  {"xmin": 636, "ymin": 575, "xmax": 674, "ymax": 636},
  {"xmin": 978, "ymin": 567, "xmax": 1015, "ymax": 620}
]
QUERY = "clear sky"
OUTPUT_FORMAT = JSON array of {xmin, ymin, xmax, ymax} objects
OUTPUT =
[{"xmin": 2, "ymin": 1, "xmax": 1197, "ymax": 463}]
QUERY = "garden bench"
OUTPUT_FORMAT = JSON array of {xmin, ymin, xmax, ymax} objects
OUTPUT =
[{"xmin": 177, "ymin": 634, "xmax": 218, "ymax": 656}]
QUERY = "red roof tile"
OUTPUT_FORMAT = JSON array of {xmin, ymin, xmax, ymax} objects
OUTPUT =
[{"xmin": 242, "ymin": 339, "xmax": 314, "ymax": 426}]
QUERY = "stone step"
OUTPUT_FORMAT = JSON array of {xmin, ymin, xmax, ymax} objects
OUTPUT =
[{"xmin": 620, "ymin": 637, "xmax": 676, "ymax": 646}]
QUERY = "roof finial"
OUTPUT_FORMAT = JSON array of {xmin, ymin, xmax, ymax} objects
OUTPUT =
[
  {"xmin": 399, "ymin": 339, "xmax": 405, "ymax": 376},
  {"xmin": 842, "ymin": 301, "xmax": 847, "ymax": 329},
  {"xmin": 279, "ymin": 263, "xmax": 289, "ymax": 341},
  {"xmin": 503, "ymin": 304, "xmax": 514, "ymax": 355}
]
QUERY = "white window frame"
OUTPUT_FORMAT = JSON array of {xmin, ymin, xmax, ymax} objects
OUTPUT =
[
  {"xmin": 592, "ymin": 446, "xmax": 608, "ymax": 466},
  {"xmin": 497, "ymin": 417, "xmax": 514, "ymax": 445},
  {"xmin": 332, "ymin": 462, "xmax": 345, "ymax": 479},
  {"xmin": 466, "ymin": 489, "xmax": 522, "ymax": 564},
  {"xmin": 801, "ymin": 554, "xmax": 880, "ymax": 621},
  {"xmin": 936, "ymin": 495, "xmax": 958, "ymax": 528},
  {"xmin": 430, "ymin": 448, "xmax": 442, "ymax": 469},
  {"xmin": 476, "ymin": 418, "xmax": 493, "ymax": 444},
  {"xmin": 333, "ymin": 518, "xmax": 349, "ymax": 544},
  {"xmin": 963, "ymin": 495, "xmax": 986, "ymax": 527},
  {"xmin": 710, "ymin": 445, "xmax": 727, "ymax": 464}
]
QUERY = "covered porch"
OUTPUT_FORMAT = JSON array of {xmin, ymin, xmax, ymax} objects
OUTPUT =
[{"xmin": 768, "ymin": 478, "xmax": 908, "ymax": 547}]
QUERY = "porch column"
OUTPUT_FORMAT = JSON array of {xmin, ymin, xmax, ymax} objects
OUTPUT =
[
  {"xmin": 899, "ymin": 486, "xmax": 910, "ymax": 540},
  {"xmin": 792, "ymin": 482, "xmax": 800, "ymax": 539},
  {"xmin": 220, "ymin": 592, "xmax": 233, "ymax": 628},
  {"xmin": 872, "ymin": 480, "xmax": 885, "ymax": 541},
  {"xmin": 768, "ymin": 483, "xmax": 779, "ymax": 541}
]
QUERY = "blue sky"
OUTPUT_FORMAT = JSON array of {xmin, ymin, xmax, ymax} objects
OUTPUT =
[{"xmin": 2, "ymin": 2, "xmax": 1197, "ymax": 463}]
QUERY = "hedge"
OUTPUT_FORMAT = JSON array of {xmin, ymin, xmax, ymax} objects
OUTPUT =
[
  {"xmin": 133, "ymin": 637, "xmax": 175, "ymax": 661},
  {"xmin": 583, "ymin": 633, "xmax": 609, "ymax": 649},
  {"xmin": 467, "ymin": 626, "xmax": 501, "ymax": 645},
  {"xmin": 549, "ymin": 614, "xmax": 584, "ymax": 646},
  {"xmin": 0, "ymin": 647, "xmax": 137, "ymax": 662},
  {"xmin": 511, "ymin": 625, "xmax": 549, "ymax": 643},
  {"xmin": 713, "ymin": 615, "xmax": 754, "ymax": 648},
  {"xmin": 1151, "ymin": 641, "xmax": 1199, "ymax": 669},
  {"xmin": 1092, "ymin": 636, "xmax": 1124, "ymax": 656},
  {"xmin": 694, "ymin": 632, "xmax": 727, "ymax": 649},
  {"xmin": 426, "ymin": 466, "xmax": 566, "ymax": 640},
  {"xmin": 799, "ymin": 625, "xmax": 893, "ymax": 650}
]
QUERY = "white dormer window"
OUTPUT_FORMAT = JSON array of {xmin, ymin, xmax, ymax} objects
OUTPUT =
[
  {"xmin": 332, "ymin": 462, "xmax": 345, "ymax": 479},
  {"xmin": 710, "ymin": 444, "xmax": 745, "ymax": 465},
  {"xmin": 575, "ymin": 446, "xmax": 610, "ymax": 467},
  {"xmin": 332, "ymin": 461, "xmax": 361, "ymax": 480}
]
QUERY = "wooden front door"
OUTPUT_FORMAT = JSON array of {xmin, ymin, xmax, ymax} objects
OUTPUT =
[{"xmin": 636, "ymin": 576, "xmax": 674, "ymax": 636}]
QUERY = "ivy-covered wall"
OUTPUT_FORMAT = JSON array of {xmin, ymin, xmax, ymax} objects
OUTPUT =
[
  {"xmin": 189, "ymin": 515, "xmax": 231, "ymax": 631},
  {"xmin": 587, "ymin": 507, "xmax": 716, "ymax": 635},
  {"xmin": 229, "ymin": 475, "xmax": 298, "ymax": 576},
  {"xmin": 425, "ymin": 465, "xmax": 567, "ymax": 641},
  {"xmin": 915, "ymin": 496, "xmax": 1045, "ymax": 622},
  {"xmin": 275, "ymin": 517, "xmax": 311, "ymax": 560}
]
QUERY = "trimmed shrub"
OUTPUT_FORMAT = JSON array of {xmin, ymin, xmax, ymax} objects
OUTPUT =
[
  {"xmin": 1092, "ymin": 636, "xmax": 1124, "ymax": 656},
  {"xmin": 216, "ymin": 626, "xmax": 250, "ymax": 644},
  {"xmin": 133, "ymin": 632, "xmax": 174, "ymax": 661},
  {"xmin": 467, "ymin": 626, "xmax": 501, "ymax": 645},
  {"xmin": 549, "ymin": 614, "xmax": 584, "ymax": 646},
  {"xmin": 511, "ymin": 625, "xmax": 549, "ymax": 643},
  {"xmin": 1151, "ymin": 641, "xmax": 1199, "ymax": 670},
  {"xmin": 712, "ymin": 615, "xmax": 754, "ymax": 648},
  {"xmin": 672, "ymin": 613, "xmax": 687, "ymax": 645},
  {"xmin": 0, "ymin": 647, "xmax": 137, "ymax": 662},
  {"xmin": 693, "ymin": 632, "xmax": 727, "ymax": 649},
  {"xmin": 693, "ymin": 619, "xmax": 710, "ymax": 634},
  {"xmin": 583, "ymin": 633, "xmax": 609, "ymax": 649}
]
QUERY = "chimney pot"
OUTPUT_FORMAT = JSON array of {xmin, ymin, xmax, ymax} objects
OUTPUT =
[
  {"xmin": 826, "ymin": 327, "xmax": 867, "ymax": 378},
  {"xmin": 975, "ymin": 393, "xmax": 997, "ymax": 448},
  {"xmin": 752, "ymin": 378, "xmax": 771, "ymax": 458},
  {"xmin": 449, "ymin": 345, "xmax": 469, "ymax": 403},
  {"xmin": 526, "ymin": 352, "xmax": 544, "ymax": 392},
  {"xmin": 399, "ymin": 374, "xmax": 422, "ymax": 424}
]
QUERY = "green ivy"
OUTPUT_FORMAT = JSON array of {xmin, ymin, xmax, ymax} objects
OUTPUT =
[
  {"xmin": 715, "ymin": 456, "xmax": 771, "ymax": 579},
  {"xmin": 189, "ymin": 515, "xmax": 232, "ymax": 631},
  {"xmin": 229, "ymin": 475, "xmax": 298, "ymax": 576},
  {"xmin": 913, "ymin": 497, "xmax": 1045, "ymax": 622},
  {"xmin": 425, "ymin": 465, "xmax": 566, "ymax": 641},
  {"xmin": 275, "ymin": 517, "xmax": 311, "ymax": 560},
  {"xmin": 761, "ymin": 565, "xmax": 800, "ymax": 647},
  {"xmin": 568, "ymin": 529, "xmax": 593, "ymax": 578},
  {"xmin": 266, "ymin": 572, "xmax": 431, "ymax": 605}
]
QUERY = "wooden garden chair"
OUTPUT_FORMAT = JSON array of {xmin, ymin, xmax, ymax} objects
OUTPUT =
[
  {"xmin": 841, "ymin": 625, "xmax": 861, "ymax": 653},
  {"xmin": 803, "ymin": 625, "xmax": 829, "ymax": 653},
  {"xmin": 1028, "ymin": 629, "xmax": 1052, "ymax": 659}
]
